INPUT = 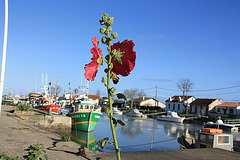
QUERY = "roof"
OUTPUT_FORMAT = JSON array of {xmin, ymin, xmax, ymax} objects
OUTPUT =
[
  {"xmin": 216, "ymin": 102, "xmax": 240, "ymax": 108},
  {"xmin": 88, "ymin": 94, "xmax": 101, "ymax": 100},
  {"xmin": 190, "ymin": 99, "xmax": 218, "ymax": 106},
  {"xmin": 166, "ymin": 96, "xmax": 194, "ymax": 102},
  {"xmin": 133, "ymin": 97, "xmax": 157, "ymax": 103}
]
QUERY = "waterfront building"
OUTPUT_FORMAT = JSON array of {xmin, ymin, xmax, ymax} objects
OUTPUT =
[
  {"xmin": 165, "ymin": 96, "xmax": 195, "ymax": 114},
  {"xmin": 211, "ymin": 102, "xmax": 240, "ymax": 118},
  {"xmin": 190, "ymin": 98, "xmax": 222, "ymax": 116}
]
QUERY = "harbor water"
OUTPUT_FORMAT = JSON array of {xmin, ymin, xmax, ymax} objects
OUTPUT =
[{"xmin": 71, "ymin": 113, "xmax": 203, "ymax": 152}]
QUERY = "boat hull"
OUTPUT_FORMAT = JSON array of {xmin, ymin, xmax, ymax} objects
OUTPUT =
[
  {"xmin": 69, "ymin": 111, "xmax": 102, "ymax": 132},
  {"xmin": 157, "ymin": 116, "xmax": 185, "ymax": 123},
  {"xmin": 71, "ymin": 130, "xmax": 98, "ymax": 152},
  {"xmin": 35, "ymin": 104, "xmax": 60, "ymax": 114}
]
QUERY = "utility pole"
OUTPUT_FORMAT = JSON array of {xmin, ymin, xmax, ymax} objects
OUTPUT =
[
  {"xmin": 155, "ymin": 85, "xmax": 157, "ymax": 107},
  {"xmin": 0, "ymin": 0, "xmax": 9, "ymax": 116}
]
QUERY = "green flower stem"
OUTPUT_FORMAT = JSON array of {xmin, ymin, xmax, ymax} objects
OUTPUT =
[{"xmin": 107, "ymin": 44, "xmax": 121, "ymax": 160}]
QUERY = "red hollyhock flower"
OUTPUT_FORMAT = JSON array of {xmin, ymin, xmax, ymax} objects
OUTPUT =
[
  {"xmin": 111, "ymin": 40, "xmax": 136, "ymax": 76},
  {"xmin": 84, "ymin": 37, "xmax": 103, "ymax": 81}
]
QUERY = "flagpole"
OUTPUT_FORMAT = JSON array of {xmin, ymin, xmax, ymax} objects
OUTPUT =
[{"xmin": 0, "ymin": 0, "xmax": 9, "ymax": 116}]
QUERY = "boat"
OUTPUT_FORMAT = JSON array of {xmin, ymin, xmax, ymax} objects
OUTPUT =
[
  {"xmin": 68, "ymin": 100, "xmax": 102, "ymax": 132},
  {"xmin": 177, "ymin": 128, "xmax": 233, "ymax": 151},
  {"xmin": 112, "ymin": 107, "xmax": 123, "ymax": 115},
  {"xmin": 126, "ymin": 109, "xmax": 143, "ymax": 117},
  {"xmin": 203, "ymin": 119, "xmax": 239, "ymax": 132},
  {"xmin": 71, "ymin": 130, "xmax": 99, "ymax": 152},
  {"xmin": 34, "ymin": 97, "xmax": 61, "ymax": 114},
  {"xmin": 157, "ymin": 111, "xmax": 185, "ymax": 123}
]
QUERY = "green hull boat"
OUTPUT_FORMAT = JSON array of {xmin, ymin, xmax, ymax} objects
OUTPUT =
[{"xmin": 69, "ymin": 100, "xmax": 102, "ymax": 132}]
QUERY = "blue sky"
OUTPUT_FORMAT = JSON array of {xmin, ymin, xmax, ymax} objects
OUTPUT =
[{"xmin": 0, "ymin": 0, "xmax": 240, "ymax": 102}]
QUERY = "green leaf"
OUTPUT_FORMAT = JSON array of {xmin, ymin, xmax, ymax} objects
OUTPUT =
[
  {"xmin": 117, "ymin": 119, "xmax": 127, "ymax": 127},
  {"xmin": 97, "ymin": 137, "xmax": 109, "ymax": 149},
  {"xmin": 112, "ymin": 116, "xmax": 117, "ymax": 125},
  {"xmin": 116, "ymin": 93, "xmax": 127, "ymax": 100}
]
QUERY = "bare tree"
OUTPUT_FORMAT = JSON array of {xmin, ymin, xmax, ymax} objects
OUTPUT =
[
  {"xmin": 55, "ymin": 86, "xmax": 62, "ymax": 97},
  {"xmin": 177, "ymin": 78, "xmax": 193, "ymax": 97},
  {"xmin": 123, "ymin": 89, "xmax": 146, "ymax": 108},
  {"xmin": 177, "ymin": 78, "xmax": 193, "ymax": 114}
]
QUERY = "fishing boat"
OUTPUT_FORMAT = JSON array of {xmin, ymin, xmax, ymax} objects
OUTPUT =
[
  {"xmin": 71, "ymin": 130, "xmax": 99, "ymax": 152},
  {"xmin": 126, "ymin": 109, "xmax": 143, "ymax": 117},
  {"xmin": 68, "ymin": 100, "xmax": 102, "ymax": 132},
  {"xmin": 35, "ymin": 97, "xmax": 60, "ymax": 114},
  {"xmin": 177, "ymin": 128, "xmax": 233, "ymax": 151},
  {"xmin": 157, "ymin": 111, "xmax": 185, "ymax": 123},
  {"xmin": 112, "ymin": 107, "xmax": 123, "ymax": 115},
  {"xmin": 203, "ymin": 119, "xmax": 239, "ymax": 132}
]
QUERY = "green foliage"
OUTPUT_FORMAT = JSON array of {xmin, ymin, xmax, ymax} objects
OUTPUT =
[
  {"xmin": 23, "ymin": 143, "xmax": 48, "ymax": 160},
  {"xmin": 116, "ymin": 93, "xmax": 127, "ymax": 100},
  {"xmin": 16, "ymin": 103, "xmax": 30, "ymax": 112},
  {"xmin": 97, "ymin": 137, "xmax": 109, "ymax": 149},
  {"xmin": 0, "ymin": 153, "xmax": 19, "ymax": 160},
  {"xmin": 60, "ymin": 134, "xmax": 71, "ymax": 142}
]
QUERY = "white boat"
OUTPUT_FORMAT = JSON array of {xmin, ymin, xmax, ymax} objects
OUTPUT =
[
  {"xmin": 204, "ymin": 119, "xmax": 238, "ymax": 132},
  {"xmin": 157, "ymin": 111, "xmax": 185, "ymax": 123},
  {"xmin": 112, "ymin": 107, "xmax": 123, "ymax": 115},
  {"xmin": 126, "ymin": 109, "xmax": 143, "ymax": 117}
]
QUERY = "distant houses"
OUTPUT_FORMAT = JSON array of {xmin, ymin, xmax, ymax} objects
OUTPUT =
[
  {"xmin": 165, "ymin": 96, "xmax": 196, "ymax": 113},
  {"xmin": 190, "ymin": 99, "xmax": 222, "ymax": 116},
  {"xmin": 210, "ymin": 102, "xmax": 240, "ymax": 118}
]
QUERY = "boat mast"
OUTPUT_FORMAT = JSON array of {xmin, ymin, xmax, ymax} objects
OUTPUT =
[{"xmin": 0, "ymin": 0, "xmax": 8, "ymax": 116}]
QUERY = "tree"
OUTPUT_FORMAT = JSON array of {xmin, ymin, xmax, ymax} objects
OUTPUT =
[
  {"xmin": 177, "ymin": 78, "xmax": 193, "ymax": 114},
  {"xmin": 177, "ymin": 78, "xmax": 193, "ymax": 97},
  {"xmin": 55, "ymin": 86, "xmax": 62, "ymax": 97},
  {"xmin": 123, "ymin": 89, "xmax": 146, "ymax": 108}
]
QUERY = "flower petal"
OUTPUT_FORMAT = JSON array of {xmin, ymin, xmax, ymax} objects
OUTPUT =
[
  {"xmin": 111, "ymin": 40, "xmax": 136, "ymax": 76},
  {"xmin": 84, "ymin": 37, "xmax": 103, "ymax": 81}
]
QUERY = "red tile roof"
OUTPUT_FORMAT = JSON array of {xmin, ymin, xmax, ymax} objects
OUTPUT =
[
  {"xmin": 88, "ymin": 94, "xmax": 101, "ymax": 100},
  {"xmin": 190, "ymin": 99, "xmax": 217, "ymax": 106},
  {"xmin": 216, "ymin": 102, "xmax": 240, "ymax": 108}
]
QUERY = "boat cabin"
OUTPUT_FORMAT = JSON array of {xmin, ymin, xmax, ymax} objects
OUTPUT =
[
  {"xmin": 73, "ymin": 101, "xmax": 96, "ymax": 112},
  {"xmin": 195, "ymin": 128, "xmax": 233, "ymax": 151}
]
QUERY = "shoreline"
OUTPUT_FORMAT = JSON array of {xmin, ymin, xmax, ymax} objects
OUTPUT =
[{"xmin": 1, "ymin": 105, "xmax": 239, "ymax": 160}]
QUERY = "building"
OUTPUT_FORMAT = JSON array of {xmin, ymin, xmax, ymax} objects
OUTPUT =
[
  {"xmin": 190, "ymin": 98, "xmax": 222, "ymax": 116},
  {"xmin": 165, "ymin": 96, "xmax": 196, "ymax": 113},
  {"xmin": 133, "ymin": 96, "xmax": 165, "ymax": 108},
  {"xmin": 212, "ymin": 102, "xmax": 240, "ymax": 118},
  {"xmin": 88, "ymin": 94, "xmax": 101, "ymax": 105}
]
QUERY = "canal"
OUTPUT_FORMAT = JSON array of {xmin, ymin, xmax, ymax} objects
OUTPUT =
[{"xmin": 71, "ymin": 113, "xmax": 203, "ymax": 152}]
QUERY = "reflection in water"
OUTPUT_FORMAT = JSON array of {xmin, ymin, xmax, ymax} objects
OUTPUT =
[
  {"xmin": 88, "ymin": 113, "xmax": 203, "ymax": 152},
  {"xmin": 71, "ymin": 130, "xmax": 99, "ymax": 152}
]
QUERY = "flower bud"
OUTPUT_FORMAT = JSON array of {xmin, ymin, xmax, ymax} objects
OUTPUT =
[
  {"xmin": 102, "ymin": 13, "xmax": 109, "ymax": 21},
  {"xmin": 106, "ymin": 17, "xmax": 114, "ymax": 26},
  {"xmin": 100, "ymin": 28, "xmax": 106, "ymax": 34},
  {"xmin": 107, "ymin": 26, "xmax": 112, "ymax": 32},
  {"xmin": 111, "ymin": 32, "xmax": 118, "ymax": 39},
  {"xmin": 99, "ymin": 20, "xmax": 105, "ymax": 25},
  {"xmin": 101, "ymin": 37, "xmax": 108, "ymax": 44}
]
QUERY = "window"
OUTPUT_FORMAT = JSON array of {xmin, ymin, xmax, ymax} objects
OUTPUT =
[
  {"xmin": 217, "ymin": 108, "xmax": 220, "ymax": 112},
  {"xmin": 178, "ymin": 104, "xmax": 180, "ymax": 110},
  {"xmin": 218, "ymin": 136, "xmax": 230, "ymax": 144},
  {"xmin": 168, "ymin": 104, "xmax": 170, "ymax": 109},
  {"xmin": 229, "ymin": 108, "xmax": 234, "ymax": 114}
]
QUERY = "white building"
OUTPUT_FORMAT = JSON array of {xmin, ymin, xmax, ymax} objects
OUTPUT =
[{"xmin": 165, "ymin": 96, "xmax": 196, "ymax": 113}]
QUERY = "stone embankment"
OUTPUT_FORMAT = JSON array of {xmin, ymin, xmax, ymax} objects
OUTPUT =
[{"xmin": 1, "ymin": 105, "xmax": 240, "ymax": 160}]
